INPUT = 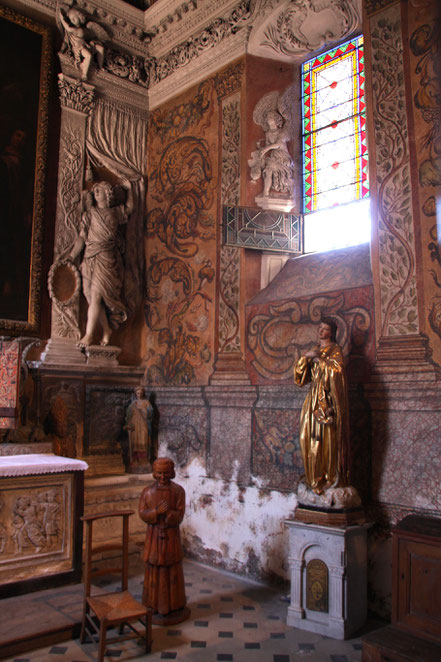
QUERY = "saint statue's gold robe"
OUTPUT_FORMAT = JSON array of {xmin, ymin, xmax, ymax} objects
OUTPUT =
[{"xmin": 294, "ymin": 342, "xmax": 349, "ymax": 494}]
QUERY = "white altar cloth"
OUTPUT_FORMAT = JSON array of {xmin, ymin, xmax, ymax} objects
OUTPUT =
[{"xmin": 0, "ymin": 453, "xmax": 88, "ymax": 477}]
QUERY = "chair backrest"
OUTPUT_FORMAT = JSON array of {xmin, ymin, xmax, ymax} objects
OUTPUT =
[{"xmin": 81, "ymin": 510, "xmax": 134, "ymax": 598}]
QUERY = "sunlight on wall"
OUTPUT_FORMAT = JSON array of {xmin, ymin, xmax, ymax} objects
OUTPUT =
[{"xmin": 304, "ymin": 198, "xmax": 371, "ymax": 253}]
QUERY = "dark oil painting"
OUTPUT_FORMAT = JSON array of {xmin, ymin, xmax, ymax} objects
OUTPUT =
[{"xmin": 0, "ymin": 8, "xmax": 50, "ymax": 330}]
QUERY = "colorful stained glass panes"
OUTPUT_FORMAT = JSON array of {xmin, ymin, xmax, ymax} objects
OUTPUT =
[{"xmin": 302, "ymin": 36, "xmax": 369, "ymax": 213}]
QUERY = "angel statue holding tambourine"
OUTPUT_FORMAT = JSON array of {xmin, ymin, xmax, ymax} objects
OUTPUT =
[
  {"xmin": 248, "ymin": 84, "xmax": 296, "ymax": 199},
  {"xmin": 57, "ymin": 2, "xmax": 109, "ymax": 80}
]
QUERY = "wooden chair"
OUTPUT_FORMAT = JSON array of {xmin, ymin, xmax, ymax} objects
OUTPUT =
[{"xmin": 80, "ymin": 510, "xmax": 152, "ymax": 662}]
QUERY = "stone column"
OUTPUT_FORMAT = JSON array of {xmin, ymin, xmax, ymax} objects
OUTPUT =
[
  {"xmin": 328, "ymin": 564, "xmax": 345, "ymax": 626},
  {"xmin": 288, "ymin": 557, "xmax": 305, "ymax": 620},
  {"xmin": 42, "ymin": 75, "xmax": 94, "ymax": 365}
]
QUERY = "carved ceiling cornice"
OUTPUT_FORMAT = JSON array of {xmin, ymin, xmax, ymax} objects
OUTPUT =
[
  {"xmin": 144, "ymin": 0, "xmax": 243, "ymax": 56},
  {"xmin": 148, "ymin": 28, "xmax": 248, "ymax": 109},
  {"xmin": 9, "ymin": 0, "xmax": 364, "ymax": 107}
]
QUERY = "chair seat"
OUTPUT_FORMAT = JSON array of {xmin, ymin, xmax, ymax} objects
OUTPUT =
[{"xmin": 88, "ymin": 590, "xmax": 147, "ymax": 622}]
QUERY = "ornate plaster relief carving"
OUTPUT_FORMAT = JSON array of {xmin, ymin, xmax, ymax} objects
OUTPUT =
[
  {"xmin": 248, "ymin": 0, "xmax": 362, "ymax": 62},
  {"xmin": 145, "ymin": 0, "xmax": 239, "ymax": 56},
  {"xmin": 146, "ymin": 1, "xmax": 253, "ymax": 85},
  {"xmin": 58, "ymin": 75, "xmax": 95, "ymax": 113},
  {"xmin": 370, "ymin": 5, "xmax": 420, "ymax": 337},
  {"xmin": 148, "ymin": 28, "xmax": 247, "ymax": 109}
]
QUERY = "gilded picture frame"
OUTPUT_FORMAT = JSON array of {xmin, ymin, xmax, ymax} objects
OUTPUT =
[{"xmin": 0, "ymin": 6, "xmax": 52, "ymax": 334}]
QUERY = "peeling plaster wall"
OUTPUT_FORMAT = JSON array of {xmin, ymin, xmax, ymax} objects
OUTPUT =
[{"xmin": 171, "ymin": 455, "xmax": 297, "ymax": 583}]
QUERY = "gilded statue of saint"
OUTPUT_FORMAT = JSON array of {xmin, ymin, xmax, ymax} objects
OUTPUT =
[{"xmin": 294, "ymin": 318, "xmax": 350, "ymax": 496}]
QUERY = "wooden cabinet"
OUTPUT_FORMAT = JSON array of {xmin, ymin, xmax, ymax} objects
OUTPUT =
[
  {"xmin": 362, "ymin": 515, "xmax": 441, "ymax": 662},
  {"xmin": 392, "ymin": 515, "xmax": 441, "ymax": 642}
]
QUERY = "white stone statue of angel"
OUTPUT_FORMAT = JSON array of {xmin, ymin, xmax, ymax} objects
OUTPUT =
[
  {"xmin": 249, "ymin": 85, "xmax": 296, "ymax": 198},
  {"xmin": 57, "ymin": 3, "xmax": 109, "ymax": 80},
  {"xmin": 68, "ymin": 179, "xmax": 134, "ymax": 348}
]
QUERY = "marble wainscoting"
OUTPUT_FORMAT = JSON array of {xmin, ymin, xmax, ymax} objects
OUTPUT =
[{"xmin": 364, "ymin": 377, "xmax": 441, "ymax": 618}]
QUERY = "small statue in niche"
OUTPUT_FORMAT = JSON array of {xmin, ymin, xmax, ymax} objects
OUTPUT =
[
  {"xmin": 57, "ymin": 4, "xmax": 109, "ymax": 80},
  {"xmin": 68, "ymin": 179, "xmax": 133, "ymax": 348},
  {"xmin": 293, "ymin": 317, "xmax": 361, "ymax": 509},
  {"xmin": 248, "ymin": 85, "xmax": 295, "ymax": 205},
  {"xmin": 124, "ymin": 386, "xmax": 153, "ymax": 474},
  {"xmin": 139, "ymin": 457, "xmax": 190, "ymax": 625}
]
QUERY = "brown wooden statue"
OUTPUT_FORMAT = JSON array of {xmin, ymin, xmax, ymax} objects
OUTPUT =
[{"xmin": 138, "ymin": 457, "xmax": 190, "ymax": 625}]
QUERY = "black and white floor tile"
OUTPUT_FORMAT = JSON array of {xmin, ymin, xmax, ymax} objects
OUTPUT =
[{"xmin": 4, "ymin": 560, "xmax": 366, "ymax": 662}]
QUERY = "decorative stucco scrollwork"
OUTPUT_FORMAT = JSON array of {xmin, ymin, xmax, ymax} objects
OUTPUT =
[
  {"xmin": 261, "ymin": 0, "xmax": 360, "ymax": 58},
  {"xmin": 146, "ymin": 1, "xmax": 253, "ymax": 86}
]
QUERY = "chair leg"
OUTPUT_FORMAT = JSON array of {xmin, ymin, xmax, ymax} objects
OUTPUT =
[
  {"xmin": 145, "ymin": 609, "xmax": 152, "ymax": 653},
  {"xmin": 98, "ymin": 621, "xmax": 107, "ymax": 662},
  {"xmin": 118, "ymin": 623, "xmax": 125, "ymax": 635},
  {"xmin": 80, "ymin": 604, "xmax": 88, "ymax": 644}
]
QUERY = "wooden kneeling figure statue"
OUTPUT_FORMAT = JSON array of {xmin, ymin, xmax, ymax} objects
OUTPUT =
[{"xmin": 139, "ymin": 457, "xmax": 190, "ymax": 625}]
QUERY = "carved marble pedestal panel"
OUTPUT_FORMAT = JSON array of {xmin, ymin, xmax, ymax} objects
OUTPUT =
[{"xmin": 286, "ymin": 519, "xmax": 368, "ymax": 639}]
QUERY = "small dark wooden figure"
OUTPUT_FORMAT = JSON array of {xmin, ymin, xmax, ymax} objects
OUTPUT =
[{"xmin": 139, "ymin": 457, "xmax": 190, "ymax": 625}]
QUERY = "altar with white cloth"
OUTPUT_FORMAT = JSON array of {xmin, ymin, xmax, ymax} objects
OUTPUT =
[{"xmin": 0, "ymin": 453, "xmax": 88, "ymax": 597}]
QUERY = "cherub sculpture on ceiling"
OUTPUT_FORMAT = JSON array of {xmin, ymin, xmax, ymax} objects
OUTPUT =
[
  {"xmin": 57, "ymin": 3, "xmax": 110, "ymax": 80},
  {"xmin": 248, "ymin": 84, "xmax": 296, "ymax": 207}
]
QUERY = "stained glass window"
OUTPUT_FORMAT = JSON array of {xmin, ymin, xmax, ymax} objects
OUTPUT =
[{"xmin": 302, "ymin": 36, "xmax": 369, "ymax": 214}]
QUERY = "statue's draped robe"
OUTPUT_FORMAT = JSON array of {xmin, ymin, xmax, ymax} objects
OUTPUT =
[
  {"xmin": 80, "ymin": 205, "xmax": 127, "ymax": 329},
  {"xmin": 294, "ymin": 342, "xmax": 349, "ymax": 494},
  {"xmin": 125, "ymin": 398, "xmax": 152, "ymax": 462},
  {"xmin": 139, "ymin": 481, "xmax": 186, "ymax": 615}
]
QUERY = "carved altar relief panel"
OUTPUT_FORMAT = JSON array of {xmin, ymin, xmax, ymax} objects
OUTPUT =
[{"xmin": 0, "ymin": 473, "xmax": 73, "ymax": 585}]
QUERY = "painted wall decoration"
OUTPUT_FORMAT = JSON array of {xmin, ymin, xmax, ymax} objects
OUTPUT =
[
  {"xmin": 145, "ymin": 79, "xmax": 218, "ymax": 386},
  {"xmin": 370, "ymin": 5, "xmax": 419, "ymax": 337},
  {"xmin": 148, "ymin": 80, "xmax": 214, "ymax": 141},
  {"xmin": 0, "ymin": 6, "xmax": 51, "ymax": 334},
  {"xmin": 246, "ymin": 245, "xmax": 375, "ymax": 386},
  {"xmin": 247, "ymin": 291, "xmax": 372, "ymax": 383}
]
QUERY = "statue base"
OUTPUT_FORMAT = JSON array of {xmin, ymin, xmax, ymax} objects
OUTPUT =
[
  {"xmin": 151, "ymin": 606, "xmax": 191, "ymax": 626},
  {"xmin": 297, "ymin": 482, "xmax": 362, "ymax": 509},
  {"xmin": 285, "ymin": 518, "xmax": 369, "ymax": 639},
  {"xmin": 295, "ymin": 505, "xmax": 365, "ymax": 527},
  {"xmin": 254, "ymin": 193, "xmax": 294, "ymax": 212},
  {"xmin": 85, "ymin": 345, "xmax": 121, "ymax": 367}
]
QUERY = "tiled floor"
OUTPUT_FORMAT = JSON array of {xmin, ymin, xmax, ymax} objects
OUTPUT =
[{"xmin": 4, "ymin": 560, "xmax": 367, "ymax": 662}]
